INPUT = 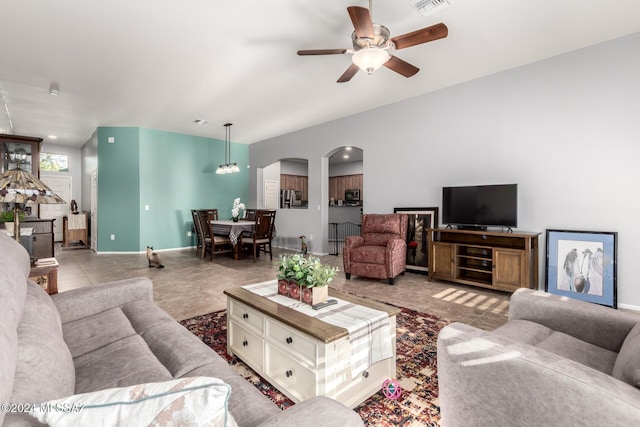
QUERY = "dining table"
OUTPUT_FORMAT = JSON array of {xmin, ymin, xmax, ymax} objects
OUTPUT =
[{"xmin": 210, "ymin": 219, "xmax": 255, "ymax": 260}]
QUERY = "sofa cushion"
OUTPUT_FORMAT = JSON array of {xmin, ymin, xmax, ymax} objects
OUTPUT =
[
  {"xmin": 493, "ymin": 319, "xmax": 553, "ymax": 346},
  {"xmin": 29, "ymin": 377, "xmax": 237, "ymax": 427},
  {"xmin": 62, "ymin": 307, "xmax": 137, "ymax": 358},
  {"xmin": 612, "ymin": 322, "xmax": 640, "ymax": 387},
  {"xmin": 536, "ymin": 331, "xmax": 618, "ymax": 375},
  {"xmin": 494, "ymin": 319, "xmax": 618, "ymax": 375},
  {"xmin": 351, "ymin": 245, "xmax": 386, "ymax": 264},
  {"xmin": 10, "ymin": 282, "xmax": 75, "ymax": 404},
  {"xmin": 73, "ymin": 335, "xmax": 173, "ymax": 393}
]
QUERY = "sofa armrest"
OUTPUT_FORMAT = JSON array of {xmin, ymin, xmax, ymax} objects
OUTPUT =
[
  {"xmin": 258, "ymin": 396, "xmax": 363, "ymax": 427},
  {"xmin": 343, "ymin": 236, "xmax": 364, "ymax": 274},
  {"xmin": 344, "ymin": 235, "xmax": 364, "ymax": 248},
  {"xmin": 51, "ymin": 277, "xmax": 153, "ymax": 324},
  {"xmin": 385, "ymin": 237, "xmax": 407, "ymax": 277},
  {"xmin": 509, "ymin": 288, "xmax": 638, "ymax": 352},
  {"xmin": 438, "ymin": 322, "xmax": 640, "ymax": 427}
]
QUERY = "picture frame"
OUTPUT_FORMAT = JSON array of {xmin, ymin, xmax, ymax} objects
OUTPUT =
[
  {"xmin": 394, "ymin": 207, "xmax": 439, "ymax": 274},
  {"xmin": 545, "ymin": 229, "xmax": 617, "ymax": 308}
]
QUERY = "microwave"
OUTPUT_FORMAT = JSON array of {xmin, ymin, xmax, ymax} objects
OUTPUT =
[{"xmin": 345, "ymin": 189, "xmax": 360, "ymax": 202}]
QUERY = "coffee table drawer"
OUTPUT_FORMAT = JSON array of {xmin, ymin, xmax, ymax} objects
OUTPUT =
[
  {"xmin": 266, "ymin": 318, "xmax": 318, "ymax": 367},
  {"xmin": 266, "ymin": 343, "xmax": 317, "ymax": 402},
  {"xmin": 229, "ymin": 321, "xmax": 264, "ymax": 371},
  {"xmin": 229, "ymin": 298, "xmax": 264, "ymax": 334}
]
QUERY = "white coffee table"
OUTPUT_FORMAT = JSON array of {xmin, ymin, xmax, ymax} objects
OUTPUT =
[{"xmin": 224, "ymin": 285, "xmax": 400, "ymax": 409}]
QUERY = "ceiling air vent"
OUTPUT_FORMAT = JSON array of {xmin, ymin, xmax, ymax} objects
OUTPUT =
[{"xmin": 411, "ymin": 0, "xmax": 451, "ymax": 17}]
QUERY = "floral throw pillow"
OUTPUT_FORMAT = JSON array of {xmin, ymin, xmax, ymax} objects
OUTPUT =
[{"xmin": 28, "ymin": 377, "xmax": 237, "ymax": 427}]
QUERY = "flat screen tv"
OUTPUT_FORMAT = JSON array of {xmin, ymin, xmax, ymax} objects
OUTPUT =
[{"xmin": 442, "ymin": 184, "xmax": 518, "ymax": 230}]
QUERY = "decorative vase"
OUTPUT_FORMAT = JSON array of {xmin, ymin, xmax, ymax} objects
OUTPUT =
[
  {"xmin": 288, "ymin": 280, "xmax": 301, "ymax": 301},
  {"xmin": 277, "ymin": 279, "xmax": 289, "ymax": 297},
  {"xmin": 302, "ymin": 286, "xmax": 328, "ymax": 305},
  {"xmin": 232, "ymin": 217, "xmax": 239, "ymax": 222}
]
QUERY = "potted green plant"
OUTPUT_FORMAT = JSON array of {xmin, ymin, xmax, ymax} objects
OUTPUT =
[
  {"xmin": 301, "ymin": 257, "xmax": 339, "ymax": 305},
  {"xmin": 277, "ymin": 254, "xmax": 309, "ymax": 299},
  {"xmin": 277, "ymin": 254, "xmax": 338, "ymax": 305},
  {"xmin": 0, "ymin": 210, "xmax": 25, "ymax": 231}
]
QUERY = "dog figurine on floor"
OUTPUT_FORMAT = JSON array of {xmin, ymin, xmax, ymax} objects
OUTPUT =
[
  {"xmin": 299, "ymin": 235, "xmax": 308, "ymax": 255},
  {"xmin": 146, "ymin": 246, "xmax": 165, "ymax": 268}
]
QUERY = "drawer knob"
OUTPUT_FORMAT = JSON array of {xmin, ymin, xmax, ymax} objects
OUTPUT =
[
  {"xmin": 285, "ymin": 370, "xmax": 293, "ymax": 378},
  {"xmin": 362, "ymin": 370, "xmax": 369, "ymax": 378},
  {"xmin": 243, "ymin": 313, "xmax": 249, "ymax": 319},
  {"xmin": 285, "ymin": 337, "xmax": 293, "ymax": 344},
  {"xmin": 242, "ymin": 340, "xmax": 248, "ymax": 347}
]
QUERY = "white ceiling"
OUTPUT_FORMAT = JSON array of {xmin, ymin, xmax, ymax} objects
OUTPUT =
[{"xmin": 1, "ymin": 0, "xmax": 639, "ymax": 147}]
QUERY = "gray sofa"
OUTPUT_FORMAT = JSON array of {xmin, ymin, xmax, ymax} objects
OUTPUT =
[
  {"xmin": 0, "ymin": 232, "xmax": 363, "ymax": 426},
  {"xmin": 437, "ymin": 288, "xmax": 640, "ymax": 426}
]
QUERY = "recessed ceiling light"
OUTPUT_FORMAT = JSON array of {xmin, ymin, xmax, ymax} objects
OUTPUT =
[
  {"xmin": 48, "ymin": 135, "xmax": 57, "ymax": 139},
  {"xmin": 343, "ymin": 154, "xmax": 350, "ymax": 159},
  {"xmin": 194, "ymin": 119, "xmax": 208, "ymax": 125},
  {"xmin": 345, "ymin": 147, "xmax": 352, "ymax": 151}
]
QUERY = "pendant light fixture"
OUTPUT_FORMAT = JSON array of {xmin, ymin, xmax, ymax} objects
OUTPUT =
[{"xmin": 216, "ymin": 122, "xmax": 240, "ymax": 174}]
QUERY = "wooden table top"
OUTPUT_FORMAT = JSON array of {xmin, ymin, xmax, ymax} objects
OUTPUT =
[{"xmin": 224, "ymin": 286, "xmax": 401, "ymax": 343}]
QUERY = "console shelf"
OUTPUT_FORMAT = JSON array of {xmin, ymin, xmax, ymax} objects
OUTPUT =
[{"xmin": 427, "ymin": 228, "xmax": 541, "ymax": 292}]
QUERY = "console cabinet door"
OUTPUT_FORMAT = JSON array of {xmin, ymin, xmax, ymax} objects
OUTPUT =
[
  {"xmin": 431, "ymin": 242, "xmax": 455, "ymax": 279},
  {"xmin": 493, "ymin": 248, "xmax": 526, "ymax": 291}
]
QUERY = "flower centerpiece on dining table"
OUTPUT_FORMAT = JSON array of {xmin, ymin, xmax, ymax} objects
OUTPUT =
[
  {"xmin": 231, "ymin": 198, "xmax": 245, "ymax": 222},
  {"xmin": 277, "ymin": 254, "xmax": 338, "ymax": 305}
]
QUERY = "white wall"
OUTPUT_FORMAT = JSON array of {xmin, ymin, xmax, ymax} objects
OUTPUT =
[
  {"xmin": 330, "ymin": 160, "xmax": 363, "ymax": 177},
  {"xmin": 249, "ymin": 32, "xmax": 640, "ymax": 309},
  {"xmin": 281, "ymin": 159, "xmax": 308, "ymax": 176},
  {"xmin": 40, "ymin": 142, "xmax": 82, "ymax": 206}
]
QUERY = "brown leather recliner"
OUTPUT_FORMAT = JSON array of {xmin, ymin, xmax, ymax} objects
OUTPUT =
[{"xmin": 343, "ymin": 213, "xmax": 408, "ymax": 285}]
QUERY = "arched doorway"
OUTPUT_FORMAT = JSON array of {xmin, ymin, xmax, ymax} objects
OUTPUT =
[{"xmin": 327, "ymin": 146, "xmax": 363, "ymax": 255}]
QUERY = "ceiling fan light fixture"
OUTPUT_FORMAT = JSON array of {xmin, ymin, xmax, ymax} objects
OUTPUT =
[{"xmin": 352, "ymin": 48, "xmax": 390, "ymax": 74}]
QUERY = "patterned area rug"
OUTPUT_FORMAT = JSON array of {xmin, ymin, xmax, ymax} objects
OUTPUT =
[{"xmin": 180, "ymin": 306, "xmax": 450, "ymax": 426}]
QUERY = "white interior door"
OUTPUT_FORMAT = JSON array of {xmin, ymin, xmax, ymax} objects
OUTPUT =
[
  {"xmin": 90, "ymin": 169, "xmax": 98, "ymax": 251},
  {"xmin": 40, "ymin": 175, "xmax": 71, "ymax": 242},
  {"xmin": 264, "ymin": 180, "xmax": 279, "ymax": 209}
]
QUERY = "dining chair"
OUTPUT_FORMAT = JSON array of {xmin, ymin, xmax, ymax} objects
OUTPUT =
[
  {"xmin": 192, "ymin": 209, "xmax": 211, "ymax": 259},
  {"xmin": 206, "ymin": 211, "xmax": 232, "ymax": 260},
  {"xmin": 240, "ymin": 210, "xmax": 276, "ymax": 262},
  {"xmin": 244, "ymin": 209, "xmax": 257, "ymax": 221}
]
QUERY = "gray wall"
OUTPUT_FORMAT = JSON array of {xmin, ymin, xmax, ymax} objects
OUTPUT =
[{"xmin": 249, "ymin": 32, "xmax": 640, "ymax": 310}]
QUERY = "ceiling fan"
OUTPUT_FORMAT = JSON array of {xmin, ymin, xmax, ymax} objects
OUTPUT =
[{"xmin": 297, "ymin": 0, "xmax": 448, "ymax": 83}]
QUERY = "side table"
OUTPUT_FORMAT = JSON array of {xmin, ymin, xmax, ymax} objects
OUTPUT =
[{"xmin": 29, "ymin": 257, "xmax": 59, "ymax": 295}]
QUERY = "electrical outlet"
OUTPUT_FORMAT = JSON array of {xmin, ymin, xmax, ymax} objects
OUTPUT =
[
  {"xmin": 187, "ymin": 231, "xmax": 192, "ymax": 237},
  {"xmin": 309, "ymin": 234, "xmax": 313, "ymax": 241},
  {"xmin": 110, "ymin": 234, "xmax": 115, "ymax": 240}
]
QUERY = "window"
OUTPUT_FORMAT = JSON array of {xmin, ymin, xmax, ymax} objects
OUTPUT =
[{"xmin": 40, "ymin": 153, "xmax": 69, "ymax": 172}]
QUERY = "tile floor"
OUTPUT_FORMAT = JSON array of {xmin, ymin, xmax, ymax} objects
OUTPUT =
[{"xmin": 55, "ymin": 245, "xmax": 511, "ymax": 330}]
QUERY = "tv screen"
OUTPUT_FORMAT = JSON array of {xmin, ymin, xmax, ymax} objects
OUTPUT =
[{"xmin": 442, "ymin": 184, "xmax": 518, "ymax": 229}]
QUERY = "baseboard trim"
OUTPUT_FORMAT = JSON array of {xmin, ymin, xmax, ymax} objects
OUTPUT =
[
  {"xmin": 96, "ymin": 246, "xmax": 195, "ymax": 255},
  {"xmin": 618, "ymin": 303, "xmax": 640, "ymax": 312}
]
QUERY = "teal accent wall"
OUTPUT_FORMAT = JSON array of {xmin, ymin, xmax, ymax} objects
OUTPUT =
[
  {"xmin": 97, "ymin": 127, "xmax": 248, "ymax": 252},
  {"xmin": 97, "ymin": 127, "xmax": 141, "ymax": 251}
]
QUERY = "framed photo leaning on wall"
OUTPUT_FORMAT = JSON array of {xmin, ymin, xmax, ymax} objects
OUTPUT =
[
  {"xmin": 545, "ymin": 229, "xmax": 617, "ymax": 308},
  {"xmin": 393, "ymin": 207, "xmax": 439, "ymax": 274}
]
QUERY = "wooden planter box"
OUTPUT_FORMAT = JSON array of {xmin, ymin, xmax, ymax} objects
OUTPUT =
[{"xmin": 277, "ymin": 279, "xmax": 328, "ymax": 305}]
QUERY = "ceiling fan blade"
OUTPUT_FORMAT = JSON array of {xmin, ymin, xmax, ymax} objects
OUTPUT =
[
  {"xmin": 390, "ymin": 23, "xmax": 448, "ymax": 50},
  {"xmin": 384, "ymin": 55, "xmax": 419, "ymax": 78},
  {"xmin": 337, "ymin": 63, "xmax": 360, "ymax": 83},
  {"xmin": 297, "ymin": 49, "xmax": 348, "ymax": 56},
  {"xmin": 347, "ymin": 6, "xmax": 374, "ymax": 40}
]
